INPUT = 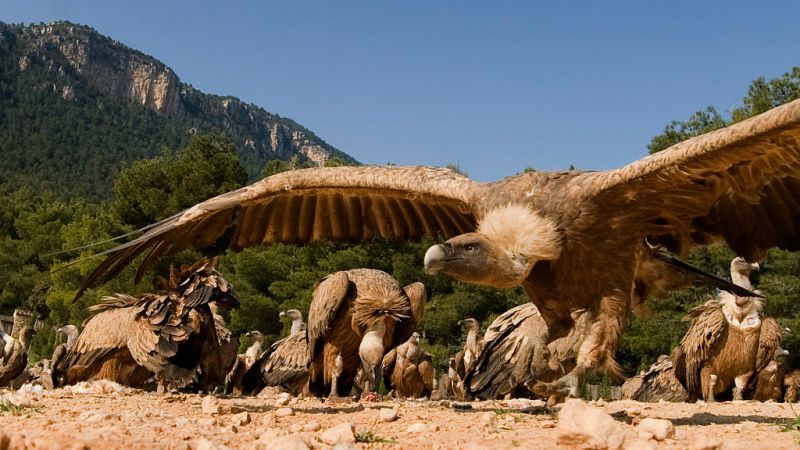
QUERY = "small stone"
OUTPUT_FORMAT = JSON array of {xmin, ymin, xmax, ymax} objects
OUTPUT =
[
  {"xmin": 201, "ymin": 396, "xmax": 221, "ymax": 415},
  {"xmin": 174, "ymin": 417, "xmax": 190, "ymax": 427},
  {"xmin": 258, "ymin": 386, "xmax": 282, "ymax": 397},
  {"xmin": 406, "ymin": 422, "xmax": 439, "ymax": 433},
  {"xmin": 231, "ymin": 411, "xmax": 251, "ymax": 426},
  {"xmin": 257, "ymin": 427, "xmax": 287, "ymax": 442},
  {"xmin": 379, "ymin": 408, "xmax": 399, "ymax": 422},
  {"xmin": 302, "ymin": 422, "xmax": 321, "ymax": 432},
  {"xmin": 481, "ymin": 411, "xmax": 497, "ymax": 425},
  {"xmin": 275, "ymin": 407, "xmax": 294, "ymax": 417},
  {"xmin": 331, "ymin": 444, "xmax": 358, "ymax": 450},
  {"xmin": 451, "ymin": 402, "xmax": 473, "ymax": 410},
  {"xmin": 275, "ymin": 392, "xmax": 291, "ymax": 406},
  {"xmin": 320, "ymin": 423, "xmax": 356, "ymax": 445},
  {"xmin": 636, "ymin": 418, "xmax": 674, "ymax": 441},
  {"xmin": 556, "ymin": 399, "xmax": 626, "ymax": 450}
]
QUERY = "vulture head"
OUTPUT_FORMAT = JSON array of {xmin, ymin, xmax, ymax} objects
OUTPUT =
[
  {"xmin": 458, "ymin": 318, "xmax": 479, "ymax": 333},
  {"xmin": 245, "ymin": 330, "xmax": 264, "ymax": 344},
  {"xmin": 731, "ymin": 256, "xmax": 759, "ymax": 277},
  {"xmin": 57, "ymin": 324, "xmax": 78, "ymax": 338},
  {"xmin": 424, "ymin": 204, "xmax": 562, "ymax": 288},
  {"xmin": 279, "ymin": 309, "xmax": 303, "ymax": 321},
  {"xmin": 18, "ymin": 326, "xmax": 35, "ymax": 349}
]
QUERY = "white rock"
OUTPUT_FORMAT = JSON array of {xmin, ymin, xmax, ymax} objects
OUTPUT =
[
  {"xmin": 197, "ymin": 418, "xmax": 216, "ymax": 427},
  {"xmin": 275, "ymin": 407, "xmax": 294, "ymax": 417},
  {"xmin": 379, "ymin": 408, "xmax": 399, "ymax": 422},
  {"xmin": 302, "ymin": 422, "xmax": 321, "ymax": 432},
  {"xmin": 258, "ymin": 386, "xmax": 282, "ymax": 397},
  {"xmin": 275, "ymin": 392, "xmax": 292, "ymax": 406},
  {"xmin": 320, "ymin": 423, "xmax": 356, "ymax": 445},
  {"xmin": 406, "ymin": 422, "xmax": 439, "ymax": 433},
  {"xmin": 231, "ymin": 411, "xmax": 251, "ymax": 426},
  {"xmin": 636, "ymin": 418, "xmax": 674, "ymax": 441},
  {"xmin": 556, "ymin": 399, "xmax": 626, "ymax": 450},
  {"xmin": 201, "ymin": 396, "xmax": 221, "ymax": 415}
]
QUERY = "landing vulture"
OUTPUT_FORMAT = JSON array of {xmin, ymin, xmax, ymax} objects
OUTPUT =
[
  {"xmin": 673, "ymin": 257, "xmax": 783, "ymax": 401},
  {"xmin": 382, "ymin": 332, "xmax": 435, "ymax": 398},
  {"xmin": 0, "ymin": 327, "xmax": 35, "ymax": 387},
  {"xmin": 54, "ymin": 257, "xmax": 240, "ymax": 389},
  {"xmin": 307, "ymin": 269, "xmax": 425, "ymax": 398},
  {"xmin": 75, "ymin": 99, "xmax": 800, "ymax": 396}
]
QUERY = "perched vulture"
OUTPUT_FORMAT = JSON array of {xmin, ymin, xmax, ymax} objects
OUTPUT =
[
  {"xmin": 673, "ymin": 257, "xmax": 783, "ymax": 402},
  {"xmin": 194, "ymin": 307, "xmax": 240, "ymax": 391},
  {"xmin": 438, "ymin": 357, "xmax": 465, "ymax": 400},
  {"xmin": 228, "ymin": 309, "xmax": 310, "ymax": 396},
  {"xmin": 751, "ymin": 348, "xmax": 789, "ymax": 402},
  {"xmin": 0, "ymin": 327, "xmax": 35, "ymax": 387},
  {"xmin": 784, "ymin": 369, "xmax": 800, "ymax": 403},
  {"xmin": 244, "ymin": 331, "xmax": 265, "ymax": 368},
  {"xmin": 455, "ymin": 318, "xmax": 481, "ymax": 377},
  {"xmin": 54, "ymin": 257, "xmax": 240, "ymax": 390},
  {"xmin": 307, "ymin": 269, "xmax": 425, "ymax": 398},
  {"xmin": 382, "ymin": 332, "xmax": 435, "ymax": 398},
  {"xmin": 465, "ymin": 303, "xmax": 592, "ymax": 401},
  {"xmin": 50, "ymin": 324, "xmax": 80, "ymax": 388},
  {"xmin": 620, "ymin": 355, "xmax": 688, "ymax": 402},
  {"xmin": 74, "ymin": 98, "xmax": 800, "ymax": 397}
]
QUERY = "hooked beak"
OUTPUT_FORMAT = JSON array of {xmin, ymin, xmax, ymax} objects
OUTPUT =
[
  {"xmin": 245, "ymin": 331, "xmax": 252, "ymax": 338},
  {"xmin": 424, "ymin": 244, "xmax": 449, "ymax": 274},
  {"xmin": 279, "ymin": 311, "xmax": 286, "ymax": 318}
]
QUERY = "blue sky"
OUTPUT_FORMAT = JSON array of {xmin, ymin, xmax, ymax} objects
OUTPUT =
[{"xmin": 4, "ymin": 1, "xmax": 800, "ymax": 181}]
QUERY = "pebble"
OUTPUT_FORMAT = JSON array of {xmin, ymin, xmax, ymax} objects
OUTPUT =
[
  {"xmin": 379, "ymin": 408, "xmax": 399, "ymax": 422},
  {"xmin": 197, "ymin": 418, "xmax": 216, "ymax": 427},
  {"xmin": 480, "ymin": 411, "xmax": 497, "ymax": 425},
  {"xmin": 302, "ymin": 422, "xmax": 321, "ymax": 432},
  {"xmin": 406, "ymin": 422, "xmax": 440, "ymax": 433},
  {"xmin": 320, "ymin": 423, "xmax": 356, "ymax": 445},
  {"xmin": 275, "ymin": 392, "xmax": 292, "ymax": 406},
  {"xmin": 636, "ymin": 418, "xmax": 675, "ymax": 441},
  {"xmin": 556, "ymin": 399, "xmax": 626, "ymax": 450},
  {"xmin": 201, "ymin": 396, "xmax": 221, "ymax": 415},
  {"xmin": 231, "ymin": 412, "xmax": 251, "ymax": 426},
  {"xmin": 275, "ymin": 407, "xmax": 294, "ymax": 417}
]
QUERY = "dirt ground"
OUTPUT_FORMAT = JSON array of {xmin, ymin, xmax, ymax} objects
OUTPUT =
[{"xmin": 1, "ymin": 383, "xmax": 799, "ymax": 450}]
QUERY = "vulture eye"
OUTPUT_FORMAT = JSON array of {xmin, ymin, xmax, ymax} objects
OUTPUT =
[{"xmin": 464, "ymin": 243, "xmax": 480, "ymax": 254}]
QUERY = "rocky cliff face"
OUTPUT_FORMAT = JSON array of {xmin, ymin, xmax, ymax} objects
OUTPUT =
[{"xmin": 5, "ymin": 21, "xmax": 352, "ymax": 169}]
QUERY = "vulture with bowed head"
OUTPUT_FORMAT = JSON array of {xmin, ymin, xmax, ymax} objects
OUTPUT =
[{"xmin": 0, "ymin": 326, "xmax": 35, "ymax": 387}]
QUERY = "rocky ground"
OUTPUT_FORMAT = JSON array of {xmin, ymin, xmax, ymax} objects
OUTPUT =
[{"xmin": 1, "ymin": 382, "xmax": 799, "ymax": 449}]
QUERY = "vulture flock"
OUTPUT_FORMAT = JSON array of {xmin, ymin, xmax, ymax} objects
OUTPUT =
[{"xmin": 3, "ymin": 98, "xmax": 800, "ymax": 406}]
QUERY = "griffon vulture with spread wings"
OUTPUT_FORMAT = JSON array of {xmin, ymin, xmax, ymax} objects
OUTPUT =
[{"xmin": 75, "ymin": 99, "xmax": 800, "ymax": 397}]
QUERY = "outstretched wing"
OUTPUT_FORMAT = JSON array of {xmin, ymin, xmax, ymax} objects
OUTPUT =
[
  {"xmin": 307, "ymin": 271, "xmax": 351, "ymax": 359},
  {"xmin": 79, "ymin": 166, "xmax": 481, "ymax": 295},
  {"xmin": 580, "ymin": 99, "xmax": 800, "ymax": 262},
  {"xmin": 677, "ymin": 301, "xmax": 727, "ymax": 400},
  {"xmin": 755, "ymin": 317, "xmax": 783, "ymax": 372}
]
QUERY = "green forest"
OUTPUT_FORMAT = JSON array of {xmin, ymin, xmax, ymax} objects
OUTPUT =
[{"xmin": 3, "ymin": 67, "xmax": 800, "ymax": 381}]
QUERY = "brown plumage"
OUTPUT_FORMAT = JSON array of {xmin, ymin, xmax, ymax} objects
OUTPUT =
[
  {"xmin": 75, "ymin": 98, "xmax": 800, "ymax": 398},
  {"xmin": 465, "ymin": 303, "xmax": 592, "ymax": 400},
  {"xmin": 54, "ymin": 257, "xmax": 240, "ymax": 390},
  {"xmin": 784, "ymin": 369, "xmax": 800, "ymax": 403},
  {"xmin": 620, "ymin": 355, "xmax": 688, "ymax": 402},
  {"xmin": 194, "ymin": 310, "xmax": 240, "ymax": 391},
  {"xmin": 0, "ymin": 327, "xmax": 35, "ymax": 387},
  {"xmin": 751, "ymin": 348, "xmax": 789, "ymax": 402},
  {"xmin": 674, "ymin": 258, "xmax": 782, "ymax": 402},
  {"xmin": 50, "ymin": 324, "xmax": 80, "ymax": 388},
  {"xmin": 457, "ymin": 318, "xmax": 481, "ymax": 375},
  {"xmin": 382, "ymin": 332, "xmax": 434, "ymax": 398},
  {"xmin": 229, "ymin": 309, "xmax": 310, "ymax": 396},
  {"xmin": 307, "ymin": 269, "xmax": 425, "ymax": 398}
]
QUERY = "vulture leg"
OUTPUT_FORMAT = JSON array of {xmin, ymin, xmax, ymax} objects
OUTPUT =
[
  {"xmin": 329, "ymin": 354, "xmax": 343, "ymax": 398},
  {"xmin": 533, "ymin": 291, "xmax": 627, "ymax": 398},
  {"xmin": 733, "ymin": 372, "xmax": 752, "ymax": 401},
  {"xmin": 705, "ymin": 373, "xmax": 718, "ymax": 402}
]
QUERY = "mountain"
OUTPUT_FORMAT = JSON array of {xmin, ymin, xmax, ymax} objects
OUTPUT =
[{"xmin": 0, "ymin": 21, "xmax": 355, "ymax": 199}]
